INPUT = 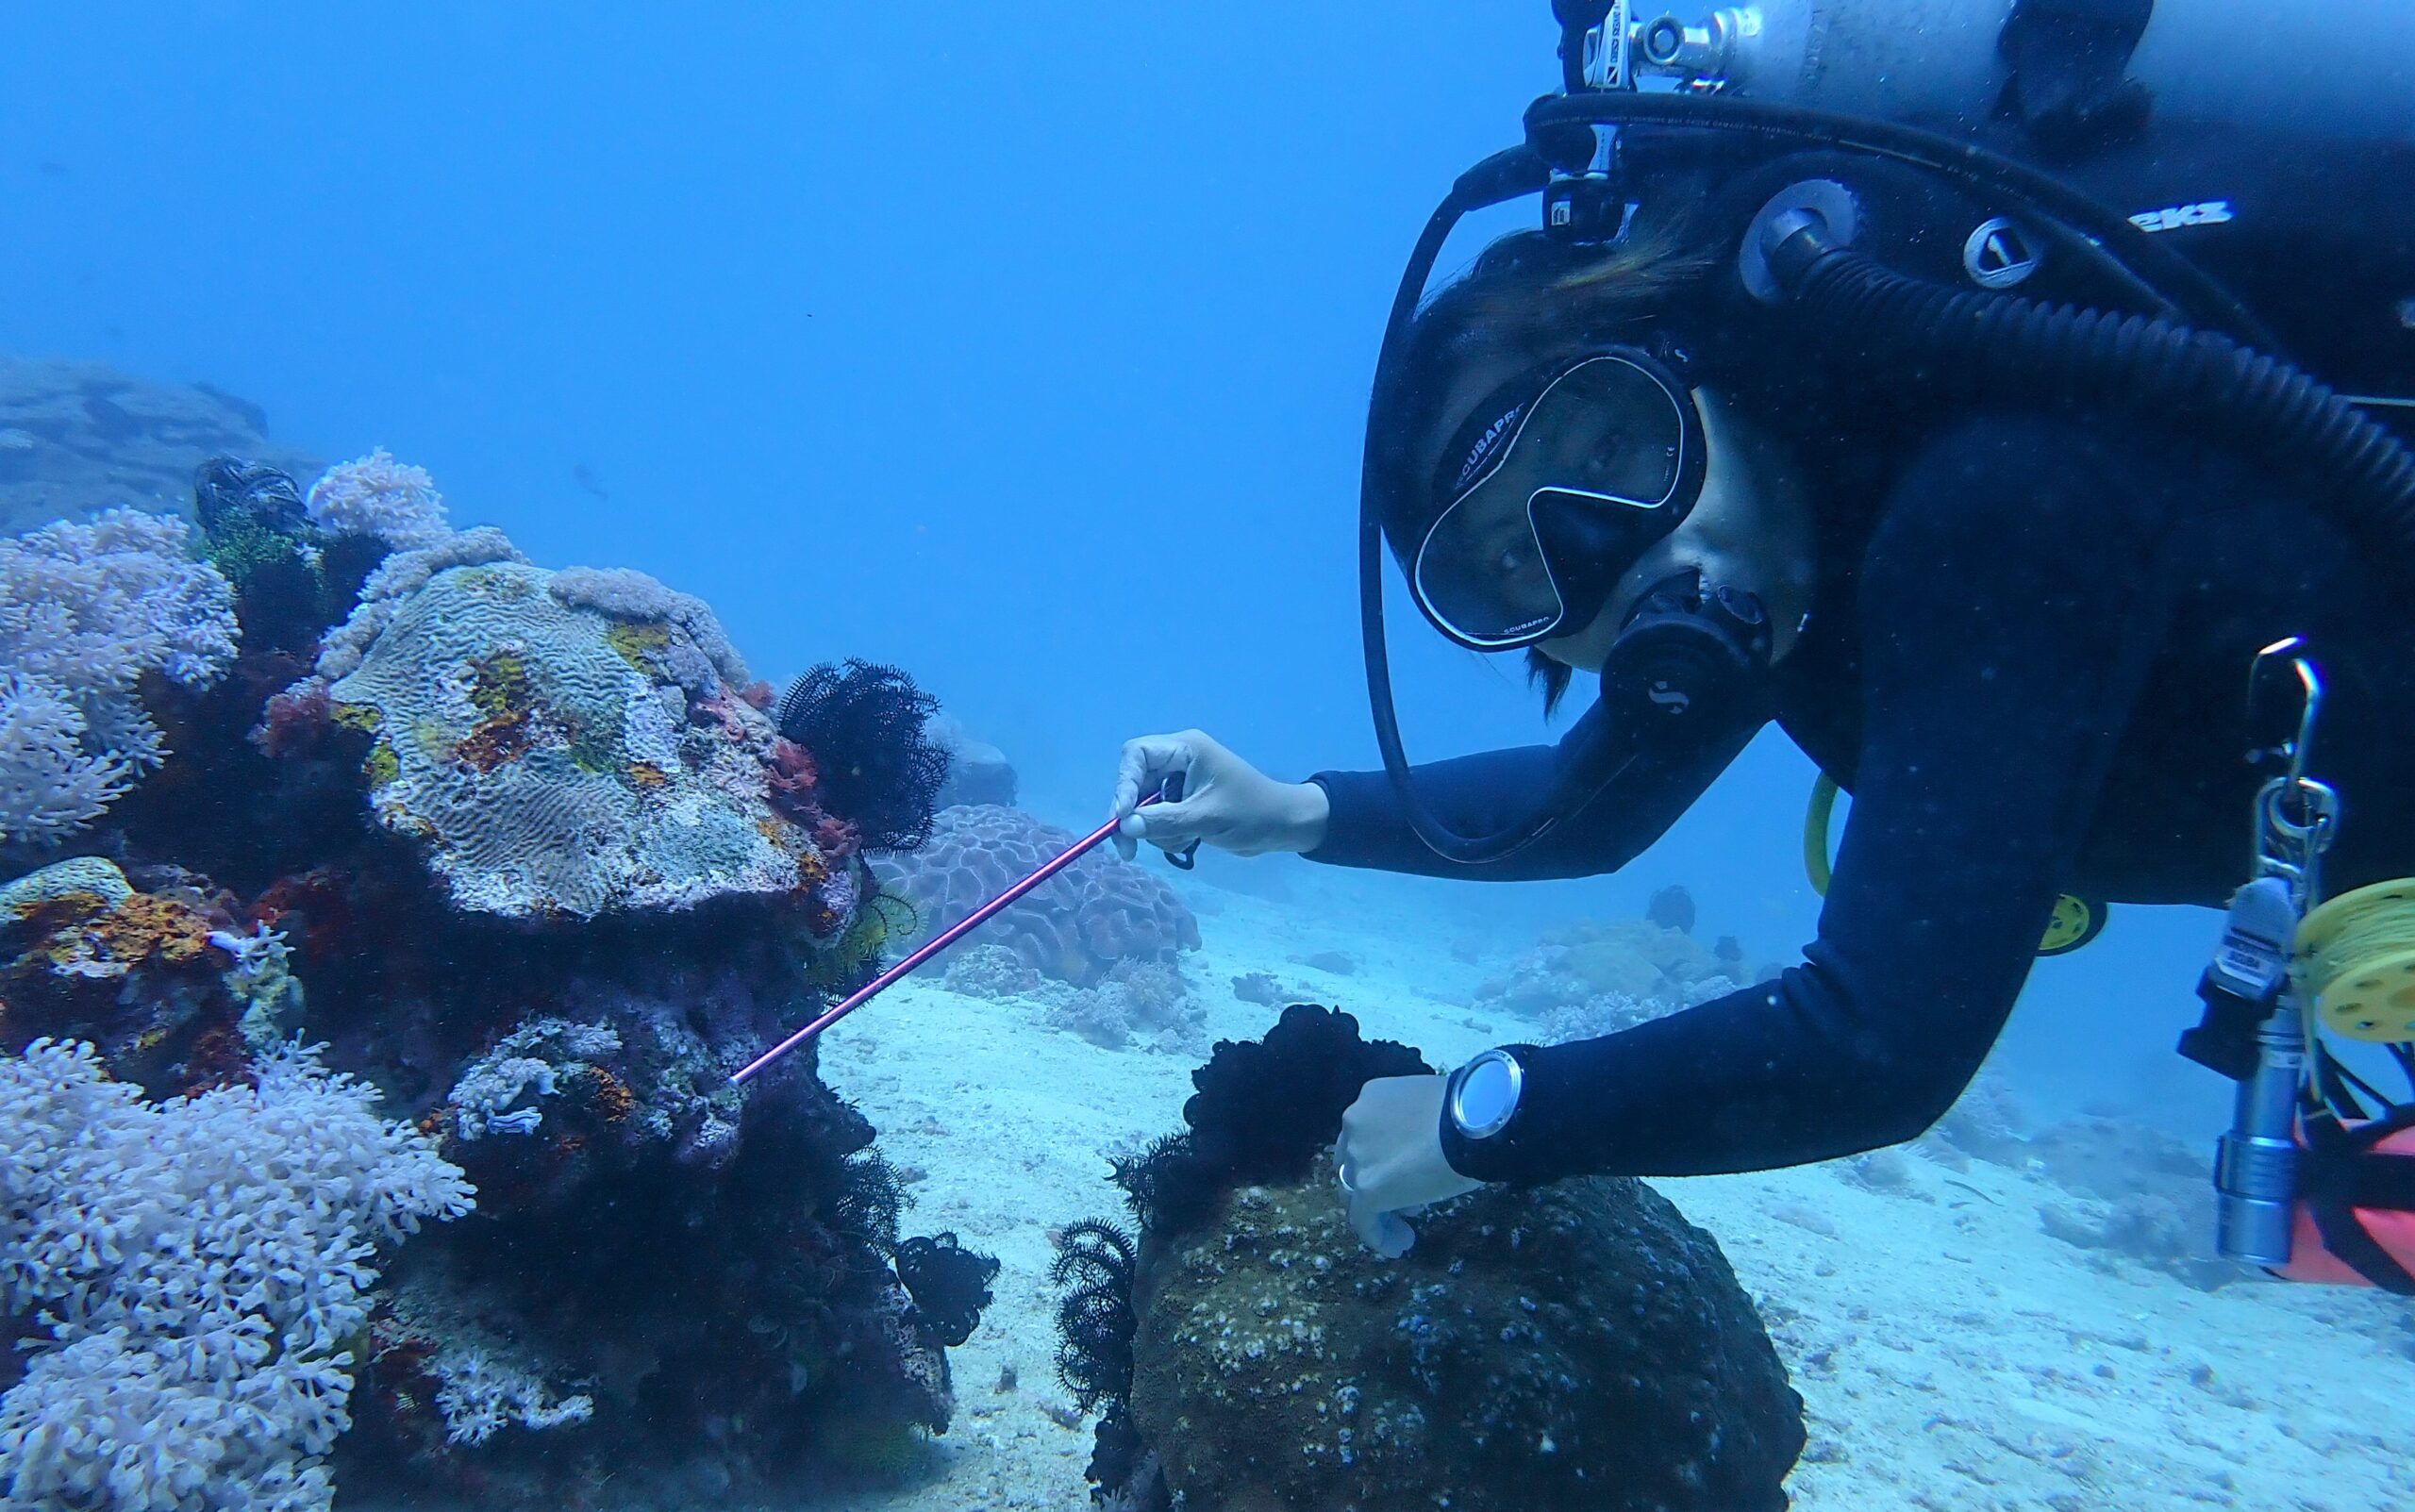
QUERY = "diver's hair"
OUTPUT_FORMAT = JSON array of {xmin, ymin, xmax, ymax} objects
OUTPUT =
[
  {"xmin": 1370, "ymin": 224, "xmax": 1716, "ymax": 540},
  {"xmin": 1527, "ymin": 649, "xmax": 1576, "ymax": 717},
  {"xmin": 1373, "ymin": 225, "xmax": 1715, "ymax": 715}
]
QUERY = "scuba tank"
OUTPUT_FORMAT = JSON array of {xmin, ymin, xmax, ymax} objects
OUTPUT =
[
  {"xmin": 1576, "ymin": 0, "xmax": 2415, "ymax": 413},
  {"xmin": 1362, "ymin": 0, "xmax": 2415, "ymax": 866}
]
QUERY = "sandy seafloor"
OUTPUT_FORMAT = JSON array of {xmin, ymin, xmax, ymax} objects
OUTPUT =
[{"xmin": 791, "ymin": 861, "xmax": 2415, "ymax": 1512}]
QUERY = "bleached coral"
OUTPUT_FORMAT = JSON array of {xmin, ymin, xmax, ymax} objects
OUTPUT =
[
  {"xmin": 0, "ymin": 1038, "xmax": 474, "ymax": 1512},
  {"xmin": 0, "ymin": 675, "xmax": 132, "ymax": 845},
  {"xmin": 308, "ymin": 524, "xmax": 527, "ymax": 683},
  {"xmin": 208, "ymin": 922, "xmax": 305, "ymax": 1048},
  {"xmin": 448, "ymin": 1019, "xmax": 622, "ymax": 1141},
  {"xmin": 329, "ymin": 558, "xmax": 821, "ymax": 920},
  {"xmin": 304, "ymin": 447, "xmax": 451, "ymax": 550},
  {"xmin": 548, "ymin": 564, "xmax": 751, "ymax": 692},
  {"xmin": 430, "ymin": 1345, "xmax": 595, "ymax": 1446},
  {"xmin": 0, "ymin": 509, "xmax": 238, "ymax": 847}
]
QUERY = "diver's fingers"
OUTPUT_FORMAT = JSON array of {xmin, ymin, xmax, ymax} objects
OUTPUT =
[
  {"xmin": 1344, "ymin": 1188, "xmax": 1415, "ymax": 1259},
  {"xmin": 1108, "ymin": 734, "xmax": 1197, "ymax": 822},
  {"xmin": 1124, "ymin": 799, "xmax": 1214, "ymax": 850}
]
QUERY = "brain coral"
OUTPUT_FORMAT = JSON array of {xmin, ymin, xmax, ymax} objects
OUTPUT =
[
  {"xmin": 869, "ymin": 804, "xmax": 1199, "ymax": 986},
  {"xmin": 327, "ymin": 558, "xmax": 839, "ymax": 922}
]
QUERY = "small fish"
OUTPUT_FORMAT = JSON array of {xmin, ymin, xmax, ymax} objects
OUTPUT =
[
  {"xmin": 1943, "ymin": 1178, "xmax": 1999, "ymax": 1207},
  {"xmin": 571, "ymin": 462, "xmax": 608, "ymax": 500}
]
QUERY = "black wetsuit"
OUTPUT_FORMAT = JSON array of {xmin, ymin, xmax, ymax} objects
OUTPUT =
[{"xmin": 1308, "ymin": 412, "xmax": 2415, "ymax": 1183}]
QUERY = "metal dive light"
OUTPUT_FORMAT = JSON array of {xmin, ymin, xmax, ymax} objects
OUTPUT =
[{"xmin": 2205, "ymin": 643, "xmax": 2336, "ymax": 1268}]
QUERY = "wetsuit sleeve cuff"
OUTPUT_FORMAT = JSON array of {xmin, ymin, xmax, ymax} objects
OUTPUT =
[{"xmin": 1300, "ymin": 769, "xmax": 1397, "ymax": 868}]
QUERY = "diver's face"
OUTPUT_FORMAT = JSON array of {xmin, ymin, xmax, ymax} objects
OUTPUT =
[
  {"xmin": 1410, "ymin": 347, "xmax": 1696, "ymax": 658},
  {"xmin": 1534, "ymin": 390, "xmax": 1813, "ymax": 674}
]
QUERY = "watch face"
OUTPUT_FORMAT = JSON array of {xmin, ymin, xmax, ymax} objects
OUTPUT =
[{"xmin": 1453, "ymin": 1053, "xmax": 1522, "ymax": 1138}]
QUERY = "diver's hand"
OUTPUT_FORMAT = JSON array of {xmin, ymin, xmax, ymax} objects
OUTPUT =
[
  {"xmin": 1335, "ymin": 1074, "xmax": 1482, "ymax": 1258},
  {"xmin": 1107, "ymin": 730, "xmax": 1329, "ymax": 862}
]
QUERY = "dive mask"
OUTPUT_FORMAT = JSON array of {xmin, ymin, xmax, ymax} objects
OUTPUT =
[{"xmin": 1409, "ymin": 347, "xmax": 1706, "ymax": 652}]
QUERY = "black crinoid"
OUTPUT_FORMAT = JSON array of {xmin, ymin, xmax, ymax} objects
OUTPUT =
[
  {"xmin": 775, "ymin": 659, "xmax": 951, "ymax": 851},
  {"xmin": 895, "ymin": 1231, "xmax": 1001, "ymax": 1348},
  {"xmin": 1108, "ymin": 1132, "xmax": 1219, "ymax": 1239},
  {"xmin": 1049, "ymin": 1220, "xmax": 1139, "ymax": 1415},
  {"xmin": 1101, "ymin": 1005, "xmax": 1430, "ymax": 1247},
  {"xmin": 192, "ymin": 456, "xmax": 387, "ymax": 656},
  {"xmin": 1185, "ymin": 1002, "xmax": 1433, "ymax": 1191},
  {"xmin": 1053, "ymin": 1217, "xmax": 1158, "ymax": 1506},
  {"xmin": 830, "ymin": 1149, "xmax": 906, "ymax": 1259}
]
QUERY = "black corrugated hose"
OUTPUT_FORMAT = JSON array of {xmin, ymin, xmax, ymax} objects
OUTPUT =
[{"xmin": 1766, "ymin": 223, "xmax": 2415, "ymax": 569}]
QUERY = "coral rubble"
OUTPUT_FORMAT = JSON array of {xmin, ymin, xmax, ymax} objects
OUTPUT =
[
  {"xmin": 0, "ymin": 453, "xmax": 991, "ymax": 1507},
  {"xmin": 1058, "ymin": 1005, "xmax": 1805, "ymax": 1512},
  {"xmin": 941, "ymin": 943, "xmax": 1204, "ymax": 1054},
  {"xmin": 1474, "ymin": 910, "xmax": 1778, "ymax": 1045}
]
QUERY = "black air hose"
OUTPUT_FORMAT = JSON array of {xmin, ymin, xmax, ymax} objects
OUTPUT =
[{"xmin": 1766, "ymin": 223, "xmax": 2415, "ymax": 567}]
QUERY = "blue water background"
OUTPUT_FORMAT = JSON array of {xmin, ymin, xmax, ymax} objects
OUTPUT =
[{"xmin": 0, "ymin": 4, "xmax": 2223, "ymax": 1129}]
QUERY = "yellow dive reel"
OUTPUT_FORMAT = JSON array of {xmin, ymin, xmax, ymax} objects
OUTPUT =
[
  {"xmin": 2294, "ymin": 881, "xmax": 2415, "ymax": 1043},
  {"xmin": 1800, "ymin": 773, "xmax": 2106, "ymax": 956}
]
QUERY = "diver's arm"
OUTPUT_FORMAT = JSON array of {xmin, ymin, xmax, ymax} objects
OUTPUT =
[
  {"xmin": 1443, "ymin": 416, "xmax": 2180, "ymax": 1180},
  {"xmin": 1304, "ymin": 720, "xmax": 1757, "ymax": 883}
]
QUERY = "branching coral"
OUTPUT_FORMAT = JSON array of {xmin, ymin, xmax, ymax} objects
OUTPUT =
[
  {"xmin": 304, "ymin": 447, "xmax": 451, "ymax": 550},
  {"xmin": 0, "ymin": 1038, "xmax": 474, "ymax": 1512},
  {"xmin": 0, "ymin": 674, "xmax": 135, "ymax": 845},
  {"xmin": 0, "ymin": 508, "xmax": 238, "ymax": 847},
  {"xmin": 427, "ymin": 1345, "xmax": 594, "ymax": 1446}
]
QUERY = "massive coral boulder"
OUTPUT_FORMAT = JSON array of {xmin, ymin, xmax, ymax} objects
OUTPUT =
[
  {"xmin": 0, "ymin": 357, "xmax": 318, "ymax": 537},
  {"xmin": 318, "ymin": 556, "xmax": 854, "ymax": 924},
  {"xmin": 1060, "ymin": 1005, "xmax": 1805, "ymax": 1512},
  {"xmin": 1129, "ymin": 1163, "xmax": 1803, "ymax": 1512},
  {"xmin": 870, "ymin": 803, "xmax": 1199, "ymax": 986}
]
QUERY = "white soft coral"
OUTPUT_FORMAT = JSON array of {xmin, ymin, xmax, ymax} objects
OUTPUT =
[{"xmin": 0, "ymin": 1038, "xmax": 474, "ymax": 1511}]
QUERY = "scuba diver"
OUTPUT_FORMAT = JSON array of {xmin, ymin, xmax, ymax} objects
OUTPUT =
[{"xmin": 1108, "ymin": 1, "xmax": 2415, "ymax": 1274}]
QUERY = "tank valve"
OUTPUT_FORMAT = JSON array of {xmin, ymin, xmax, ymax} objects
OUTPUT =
[{"xmin": 1633, "ymin": 7, "xmax": 1763, "ymax": 86}]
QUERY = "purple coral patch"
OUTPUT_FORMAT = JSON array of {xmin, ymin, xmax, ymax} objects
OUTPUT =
[{"xmin": 869, "ymin": 804, "xmax": 1200, "ymax": 986}]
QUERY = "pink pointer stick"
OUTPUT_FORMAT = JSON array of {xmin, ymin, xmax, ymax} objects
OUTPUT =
[{"xmin": 730, "ymin": 789, "xmax": 1173, "ymax": 1085}]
